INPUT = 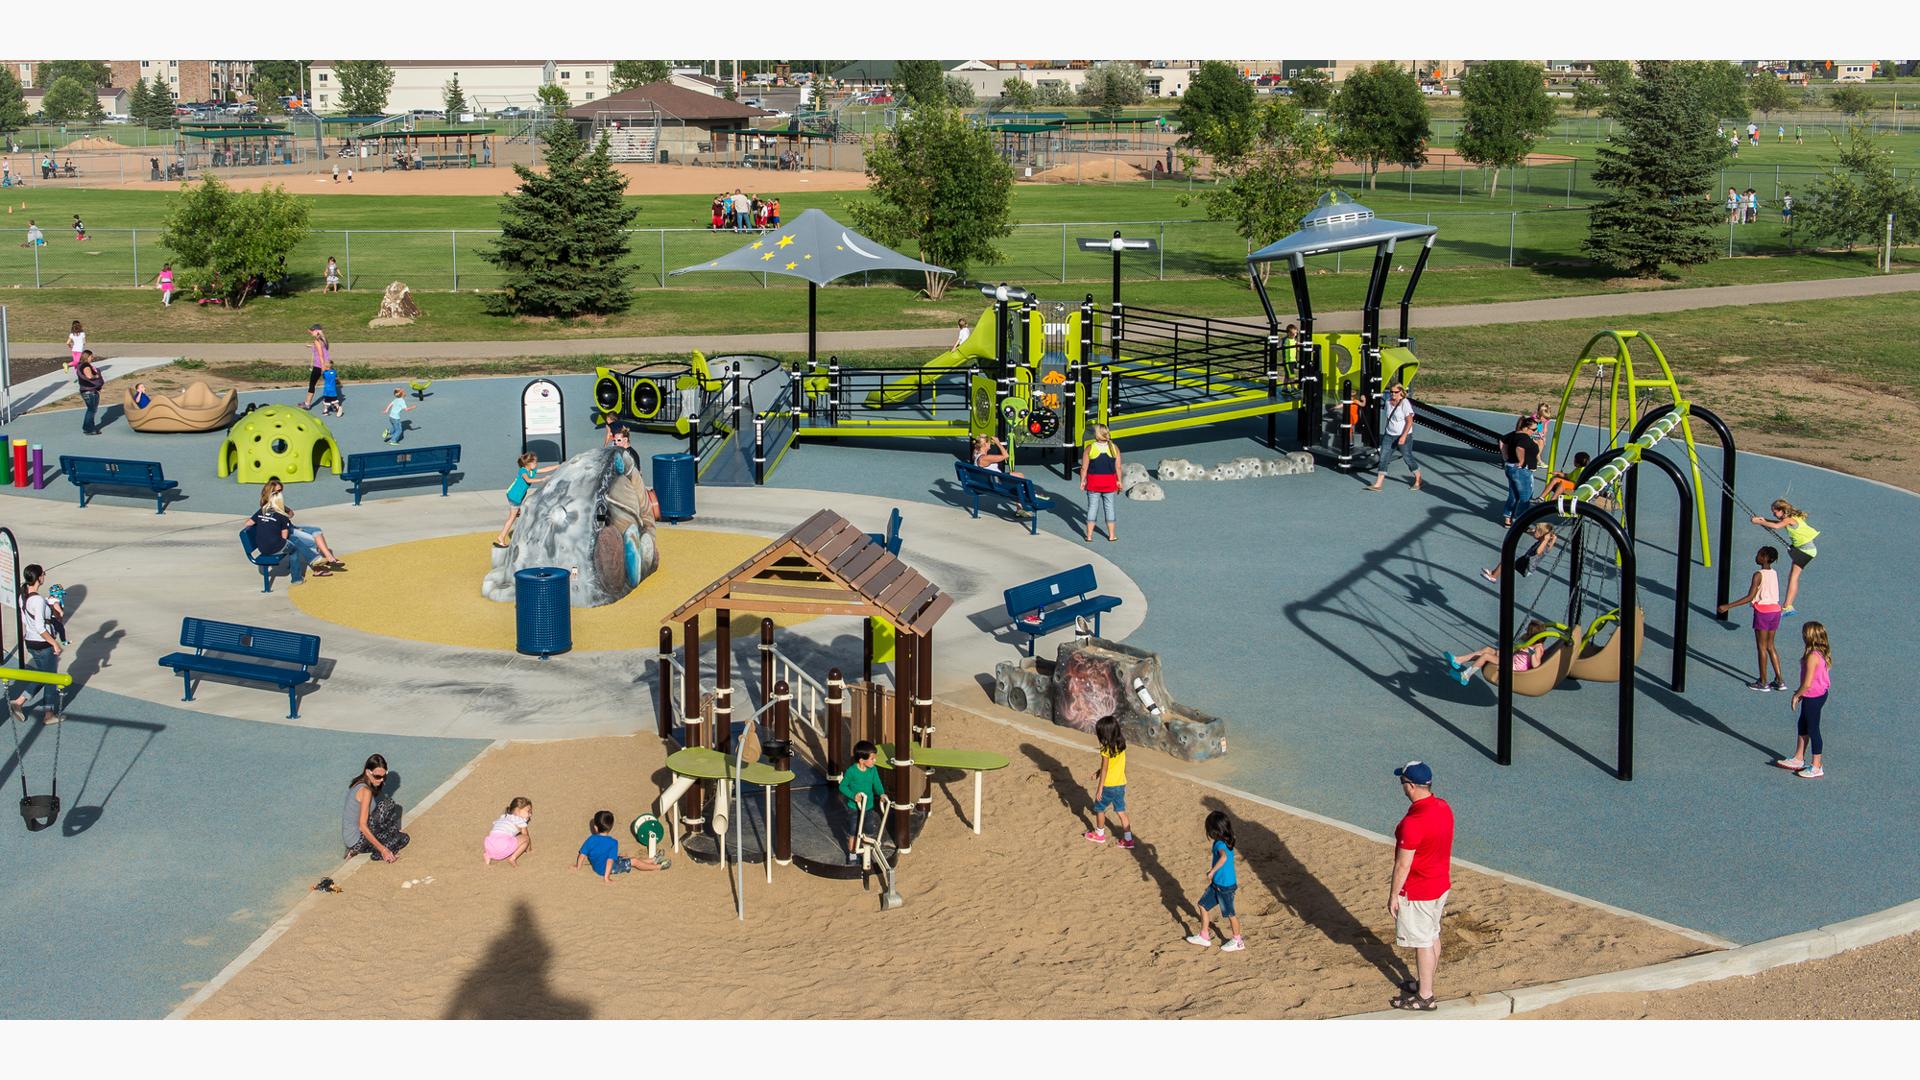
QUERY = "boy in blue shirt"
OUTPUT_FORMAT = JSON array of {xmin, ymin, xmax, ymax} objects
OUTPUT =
[
  {"xmin": 382, "ymin": 387, "xmax": 415, "ymax": 443},
  {"xmin": 838, "ymin": 740, "xmax": 888, "ymax": 864},
  {"xmin": 317, "ymin": 358, "xmax": 345, "ymax": 417},
  {"xmin": 573, "ymin": 809, "xmax": 669, "ymax": 882}
]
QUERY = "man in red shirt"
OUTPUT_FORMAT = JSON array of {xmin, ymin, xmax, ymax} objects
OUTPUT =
[{"xmin": 1389, "ymin": 760, "xmax": 1454, "ymax": 1011}]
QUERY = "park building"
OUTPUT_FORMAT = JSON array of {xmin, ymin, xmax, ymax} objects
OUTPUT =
[{"xmin": 306, "ymin": 60, "xmax": 617, "ymax": 115}]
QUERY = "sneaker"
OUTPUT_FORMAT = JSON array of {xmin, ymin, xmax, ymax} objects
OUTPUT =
[
  {"xmin": 1776, "ymin": 758, "xmax": 1805, "ymax": 770},
  {"xmin": 1444, "ymin": 653, "xmax": 1465, "ymax": 672},
  {"xmin": 1747, "ymin": 679, "xmax": 1772, "ymax": 692},
  {"xmin": 1796, "ymin": 766, "xmax": 1824, "ymax": 779},
  {"xmin": 1769, "ymin": 681, "xmax": 1787, "ymax": 692},
  {"xmin": 1780, "ymin": 607, "xmax": 1798, "ymax": 619},
  {"xmin": 1184, "ymin": 934, "xmax": 1213, "ymax": 948},
  {"xmin": 1116, "ymin": 837, "xmax": 1136, "ymax": 850},
  {"xmin": 654, "ymin": 856, "xmax": 672, "ymax": 871},
  {"xmin": 1083, "ymin": 829, "xmax": 1107, "ymax": 845},
  {"xmin": 847, "ymin": 850, "xmax": 860, "ymax": 864},
  {"xmin": 1454, "ymin": 668, "xmax": 1472, "ymax": 687},
  {"xmin": 381, "ymin": 432, "xmax": 392, "ymax": 443},
  {"xmin": 1221, "ymin": 937, "xmax": 1246, "ymax": 953}
]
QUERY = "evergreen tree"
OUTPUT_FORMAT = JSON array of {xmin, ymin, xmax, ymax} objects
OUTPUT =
[
  {"xmin": 132, "ymin": 74, "xmax": 176, "ymax": 127},
  {"xmin": 893, "ymin": 61, "xmax": 946, "ymax": 110},
  {"xmin": 1329, "ymin": 62, "xmax": 1430, "ymax": 188},
  {"xmin": 482, "ymin": 122, "xmax": 638, "ymax": 316},
  {"xmin": 1583, "ymin": 61, "xmax": 1725, "ymax": 277},
  {"xmin": 849, "ymin": 102, "xmax": 1012, "ymax": 300},
  {"xmin": 1457, "ymin": 60, "xmax": 1556, "ymax": 196},
  {"xmin": 128, "ymin": 77, "xmax": 152, "ymax": 122},
  {"xmin": 1173, "ymin": 60, "xmax": 1258, "ymax": 165},
  {"xmin": 335, "ymin": 61, "xmax": 395, "ymax": 115},
  {"xmin": 444, "ymin": 74, "xmax": 467, "ymax": 121},
  {"xmin": 0, "ymin": 68, "xmax": 28, "ymax": 135},
  {"xmin": 943, "ymin": 76, "xmax": 975, "ymax": 107}
]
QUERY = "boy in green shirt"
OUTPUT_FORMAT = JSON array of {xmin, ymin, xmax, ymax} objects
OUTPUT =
[{"xmin": 838, "ymin": 740, "xmax": 887, "ymax": 863}]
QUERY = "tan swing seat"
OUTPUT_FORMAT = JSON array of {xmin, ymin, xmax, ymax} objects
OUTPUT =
[
  {"xmin": 1569, "ymin": 608, "xmax": 1646, "ymax": 683},
  {"xmin": 125, "ymin": 380, "xmax": 239, "ymax": 433},
  {"xmin": 1486, "ymin": 626, "xmax": 1581, "ymax": 697}
]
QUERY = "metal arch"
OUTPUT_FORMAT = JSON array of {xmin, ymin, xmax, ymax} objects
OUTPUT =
[
  {"xmin": 1498, "ymin": 500, "xmax": 1637, "ymax": 780},
  {"xmin": 1633, "ymin": 402, "xmax": 1739, "ymax": 615},
  {"xmin": 1587, "ymin": 444, "xmax": 1694, "ymax": 692}
]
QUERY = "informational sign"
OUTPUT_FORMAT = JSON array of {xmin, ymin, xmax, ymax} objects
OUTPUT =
[
  {"xmin": 0, "ymin": 535, "xmax": 14, "ymax": 613},
  {"xmin": 520, "ymin": 379, "xmax": 567, "ymax": 462}
]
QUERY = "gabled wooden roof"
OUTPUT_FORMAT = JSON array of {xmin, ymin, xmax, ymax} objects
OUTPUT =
[{"xmin": 666, "ymin": 509, "xmax": 952, "ymax": 634}]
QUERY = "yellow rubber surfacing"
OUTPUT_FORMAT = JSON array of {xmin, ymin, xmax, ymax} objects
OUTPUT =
[{"xmin": 290, "ymin": 529, "xmax": 816, "ymax": 652}]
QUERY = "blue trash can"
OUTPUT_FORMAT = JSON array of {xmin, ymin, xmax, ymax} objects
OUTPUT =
[
  {"xmin": 653, "ymin": 452, "xmax": 696, "ymax": 522},
  {"xmin": 514, "ymin": 567, "xmax": 572, "ymax": 658}
]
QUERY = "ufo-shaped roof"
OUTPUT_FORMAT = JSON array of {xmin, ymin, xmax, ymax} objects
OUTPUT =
[{"xmin": 1246, "ymin": 191, "xmax": 1439, "ymax": 264}]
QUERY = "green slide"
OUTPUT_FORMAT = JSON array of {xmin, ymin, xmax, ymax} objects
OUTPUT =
[{"xmin": 865, "ymin": 307, "xmax": 999, "ymax": 407}]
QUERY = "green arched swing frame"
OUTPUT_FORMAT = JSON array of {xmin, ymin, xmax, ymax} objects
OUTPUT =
[{"xmin": 1547, "ymin": 330, "xmax": 1714, "ymax": 566}]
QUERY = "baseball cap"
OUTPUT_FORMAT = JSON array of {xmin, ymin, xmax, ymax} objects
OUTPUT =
[{"xmin": 1394, "ymin": 761, "xmax": 1433, "ymax": 786}]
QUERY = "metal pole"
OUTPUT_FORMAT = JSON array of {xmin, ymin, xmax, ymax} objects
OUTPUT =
[
  {"xmin": 659, "ymin": 229, "xmax": 667, "ymax": 288},
  {"xmin": 451, "ymin": 231, "xmax": 458, "ymax": 290},
  {"xmin": 1158, "ymin": 222, "xmax": 1165, "ymax": 280},
  {"xmin": 0, "ymin": 306, "xmax": 10, "ymax": 423},
  {"xmin": 34, "ymin": 242, "xmax": 40, "ymax": 289},
  {"xmin": 344, "ymin": 230, "xmax": 351, "ymax": 290},
  {"xmin": 759, "ymin": 617, "xmax": 774, "ymax": 707},
  {"xmin": 1508, "ymin": 212, "xmax": 1516, "ymax": 266},
  {"xmin": 132, "ymin": 227, "xmax": 139, "ymax": 286},
  {"xmin": 656, "ymin": 626, "xmax": 675, "ymax": 739},
  {"xmin": 773, "ymin": 679, "xmax": 792, "ymax": 866},
  {"xmin": 1061, "ymin": 223, "xmax": 1068, "ymax": 283}
]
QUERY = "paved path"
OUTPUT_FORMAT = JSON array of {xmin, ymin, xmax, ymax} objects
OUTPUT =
[
  {"xmin": 16, "ymin": 273, "xmax": 1919, "ymax": 362},
  {"xmin": 4, "ymin": 355, "xmax": 178, "ymax": 419}
]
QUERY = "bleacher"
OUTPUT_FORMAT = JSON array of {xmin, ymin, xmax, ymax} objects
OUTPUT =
[{"xmin": 600, "ymin": 124, "xmax": 659, "ymax": 163}]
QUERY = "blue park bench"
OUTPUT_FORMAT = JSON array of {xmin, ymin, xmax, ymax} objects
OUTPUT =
[
  {"xmin": 58, "ymin": 455, "xmax": 179, "ymax": 514},
  {"xmin": 1003, "ymin": 564, "xmax": 1122, "ymax": 657},
  {"xmin": 157, "ymin": 616, "xmax": 322, "ymax": 719},
  {"xmin": 340, "ymin": 444, "xmax": 461, "ymax": 505},
  {"xmin": 954, "ymin": 461, "xmax": 1052, "ymax": 536},
  {"xmin": 866, "ymin": 507, "xmax": 904, "ymax": 555},
  {"xmin": 239, "ymin": 526, "xmax": 297, "ymax": 593}
]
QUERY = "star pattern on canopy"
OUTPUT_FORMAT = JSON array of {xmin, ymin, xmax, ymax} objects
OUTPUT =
[{"xmin": 669, "ymin": 208, "xmax": 951, "ymax": 287}]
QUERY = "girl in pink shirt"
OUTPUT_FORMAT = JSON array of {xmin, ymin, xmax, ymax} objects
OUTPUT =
[{"xmin": 1778, "ymin": 622, "xmax": 1832, "ymax": 779}]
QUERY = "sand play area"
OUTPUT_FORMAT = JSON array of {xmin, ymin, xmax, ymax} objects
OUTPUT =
[{"xmin": 188, "ymin": 702, "xmax": 1707, "ymax": 1020}]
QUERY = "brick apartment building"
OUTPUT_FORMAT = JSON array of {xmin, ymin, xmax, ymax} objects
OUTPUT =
[{"xmin": 4, "ymin": 60, "xmax": 255, "ymax": 102}]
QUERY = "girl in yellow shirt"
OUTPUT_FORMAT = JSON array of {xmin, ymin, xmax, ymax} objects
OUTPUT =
[
  {"xmin": 1085, "ymin": 715, "xmax": 1134, "ymax": 849},
  {"xmin": 1753, "ymin": 499, "xmax": 1820, "ymax": 615}
]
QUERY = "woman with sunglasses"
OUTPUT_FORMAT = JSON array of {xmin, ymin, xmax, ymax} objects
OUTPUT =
[{"xmin": 344, "ymin": 753, "xmax": 409, "ymax": 863}]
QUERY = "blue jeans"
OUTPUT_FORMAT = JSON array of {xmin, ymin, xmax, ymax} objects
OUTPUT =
[
  {"xmin": 386, "ymin": 417, "xmax": 404, "ymax": 443},
  {"xmin": 82, "ymin": 390, "xmax": 100, "ymax": 433},
  {"xmin": 1503, "ymin": 464, "xmax": 1534, "ymax": 521},
  {"xmin": 9, "ymin": 644, "xmax": 60, "ymax": 713},
  {"xmin": 286, "ymin": 532, "xmax": 319, "ymax": 583}
]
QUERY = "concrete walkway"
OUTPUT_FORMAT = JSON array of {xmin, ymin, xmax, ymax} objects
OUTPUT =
[
  {"xmin": 4, "ymin": 354, "xmax": 179, "ymax": 419},
  {"xmin": 16, "ymin": 272, "xmax": 1919, "ymax": 362}
]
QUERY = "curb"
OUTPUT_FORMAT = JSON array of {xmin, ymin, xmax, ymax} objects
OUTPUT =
[
  {"xmin": 164, "ymin": 739, "xmax": 505, "ymax": 1020},
  {"xmin": 1337, "ymin": 898, "xmax": 1920, "ymax": 1019}
]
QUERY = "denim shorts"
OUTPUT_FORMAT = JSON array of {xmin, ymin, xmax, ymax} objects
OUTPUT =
[
  {"xmin": 1200, "ymin": 882, "xmax": 1238, "ymax": 918},
  {"xmin": 1086, "ymin": 489, "xmax": 1117, "ymax": 525},
  {"xmin": 609, "ymin": 856, "xmax": 632, "ymax": 875},
  {"xmin": 1094, "ymin": 784, "xmax": 1126, "ymax": 813}
]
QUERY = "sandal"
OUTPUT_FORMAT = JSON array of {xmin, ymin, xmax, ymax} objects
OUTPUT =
[{"xmin": 1389, "ymin": 989, "xmax": 1437, "ymax": 1011}]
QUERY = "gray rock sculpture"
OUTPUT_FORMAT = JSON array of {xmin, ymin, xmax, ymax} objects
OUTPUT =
[
  {"xmin": 1156, "ymin": 458, "xmax": 1206, "ymax": 481},
  {"xmin": 1125, "ymin": 481, "xmax": 1165, "ymax": 501},
  {"xmin": 482, "ymin": 445, "xmax": 660, "ymax": 607},
  {"xmin": 368, "ymin": 281, "xmax": 421, "ymax": 327},
  {"xmin": 1120, "ymin": 461, "xmax": 1151, "ymax": 487}
]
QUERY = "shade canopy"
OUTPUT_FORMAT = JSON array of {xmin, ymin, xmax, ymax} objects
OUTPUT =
[
  {"xmin": 1246, "ymin": 191, "xmax": 1439, "ymax": 264},
  {"xmin": 669, "ymin": 208, "xmax": 951, "ymax": 286}
]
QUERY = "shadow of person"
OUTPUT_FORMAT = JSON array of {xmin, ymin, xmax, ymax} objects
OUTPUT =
[
  {"xmin": 1129, "ymin": 838, "xmax": 1201, "ymax": 933},
  {"xmin": 443, "ymin": 900, "xmax": 592, "ymax": 1019},
  {"xmin": 1200, "ymin": 795, "xmax": 1408, "ymax": 987},
  {"xmin": 1018, "ymin": 743, "xmax": 1090, "ymax": 831},
  {"xmin": 66, "ymin": 619, "xmax": 124, "ymax": 693}
]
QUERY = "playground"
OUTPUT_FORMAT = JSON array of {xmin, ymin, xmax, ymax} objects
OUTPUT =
[{"xmin": 1, "ymin": 195, "xmax": 1915, "ymax": 1021}]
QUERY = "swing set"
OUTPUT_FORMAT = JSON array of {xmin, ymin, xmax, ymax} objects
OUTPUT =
[
  {"xmin": 1, "ymin": 526, "xmax": 71, "ymax": 832},
  {"xmin": 1491, "ymin": 331, "xmax": 1755, "ymax": 781}
]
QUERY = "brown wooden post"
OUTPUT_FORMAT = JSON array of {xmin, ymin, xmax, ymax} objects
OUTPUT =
[
  {"xmin": 714, "ymin": 610, "xmax": 732, "ymax": 755},
  {"xmin": 656, "ymin": 625, "xmax": 675, "ymax": 739},
  {"xmin": 759, "ymin": 617, "xmax": 775, "ymax": 708},
  {"xmin": 772, "ymin": 679, "xmax": 792, "ymax": 865},
  {"xmin": 891, "ymin": 632, "xmax": 915, "ymax": 851},
  {"xmin": 682, "ymin": 614, "xmax": 702, "ymax": 824},
  {"xmin": 826, "ymin": 667, "xmax": 845, "ymax": 779},
  {"xmin": 915, "ymin": 627, "xmax": 934, "ymax": 808}
]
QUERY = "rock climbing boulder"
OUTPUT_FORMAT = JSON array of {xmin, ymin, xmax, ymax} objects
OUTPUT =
[{"xmin": 369, "ymin": 281, "xmax": 422, "ymax": 327}]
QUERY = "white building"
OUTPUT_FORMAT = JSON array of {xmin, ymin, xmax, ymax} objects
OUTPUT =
[
  {"xmin": 947, "ymin": 62, "xmax": 1205, "ymax": 101},
  {"xmin": 307, "ymin": 60, "xmax": 616, "ymax": 114}
]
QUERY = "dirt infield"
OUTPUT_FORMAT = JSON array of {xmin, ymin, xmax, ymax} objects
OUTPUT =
[{"xmin": 97, "ymin": 162, "xmax": 871, "ymax": 198}]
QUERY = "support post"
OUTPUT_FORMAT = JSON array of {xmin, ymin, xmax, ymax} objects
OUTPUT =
[
  {"xmin": 713, "ymin": 609, "xmax": 732, "ymax": 754},
  {"xmin": 891, "ymin": 632, "xmax": 915, "ymax": 851},
  {"xmin": 808, "ymin": 281, "xmax": 817, "ymax": 368},
  {"xmin": 682, "ymin": 615, "xmax": 703, "ymax": 823},
  {"xmin": 826, "ymin": 668, "xmax": 845, "ymax": 780},
  {"xmin": 759, "ymin": 617, "xmax": 774, "ymax": 708},
  {"xmin": 915, "ymin": 626, "xmax": 934, "ymax": 752},
  {"xmin": 772, "ymin": 679, "xmax": 792, "ymax": 865},
  {"xmin": 656, "ymin": 626, "xmax": 675, "ymax": 739}
]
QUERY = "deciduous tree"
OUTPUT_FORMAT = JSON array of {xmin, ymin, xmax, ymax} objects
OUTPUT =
[
  {"xmin": 161, "ymin": 175, "xmax": 311, "ymax": 306},
  {"xmin": 997, "ymin": 77, "xmax": 1035, "ymax": 111},
  {"xmin": 849, "ymin": 102, "xmax": 1011, "ymax": 300},
  {"xmin": 893, "ymin": 60, "xmax": 946, "ymax": 110},
  {"xmin": 1180, "ymin": 99, "xmax": 1336, "ymax": 285},
  {"xmin": 40, "ymin": 76, "xmax": 103, "ymax": 122},
  {"xmin": 335, "ymin": 60, "xmax": 395, "ymax": 116},
  {"xmin": 1584, "ymin": 61, "xmax": 1725, "ymax": 277},
  {"xmin": 1828, "ymin": 85, "xmax": 1874, "ymax": 117},
  {"xmin": 483, "ymin": 122, "xmax": 638, "ymax": 316},
  {"xmin": 1457, "ymin": 60, "xmax": 1556, "ymax": 196},
  {"xmin": 1288, "ymin": 67, "xmax": 1332, "ymax": 109},
  {"xmin": 1747, "ymin": 75, "xmax": 1793, "ymax": 120},
  {"xmin": 537, "ymin": 83, "xmax": 571, "ymax": 116},
  {"xmin": 0, "ymin": 68, "xmax": 26, "ymax": 135},
  {"xmin": 944, "ymin": 75, "xmax": 975, "ymax": 107},
  {"xmin": 1328, "ymin": 62, "xmax": 1430, "ymax": 188},
  {"xmin": 1173, "ymin": 60, "xmax": 1258, "ymax": 165},
  {"xmin": 1796, "ymin": 125, "xmax": 1920, "ymax": 256},
  {"xmin": 611, "ymin": 61, "xmax": 672, "ymax": 92}
]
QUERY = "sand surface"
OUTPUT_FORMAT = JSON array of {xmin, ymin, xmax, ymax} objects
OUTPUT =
[
  {"xmin": 190, "ymin": 702, "xmax": 1705, "ymax": 1020},
  {"xmin": 104, "ymin": 162, "xmax": 871, "ymax": 198},
  {"xmin": 1520, "ymin": 930, "xmax": 1920, "ymax": 1019}
]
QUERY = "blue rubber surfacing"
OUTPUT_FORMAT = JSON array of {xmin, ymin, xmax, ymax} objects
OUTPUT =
[{"xmin": 4, "ymin": 375, "xmax": 1917, "ymax": 951}]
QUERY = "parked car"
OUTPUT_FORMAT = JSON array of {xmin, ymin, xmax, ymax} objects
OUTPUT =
[
  {"xmin": 495, "ymin": 106, "xmax": 527, "ymax": 118},
  {"xmin": 102, "ymin": 113, "xmax": 131, "ymax": 124}
]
